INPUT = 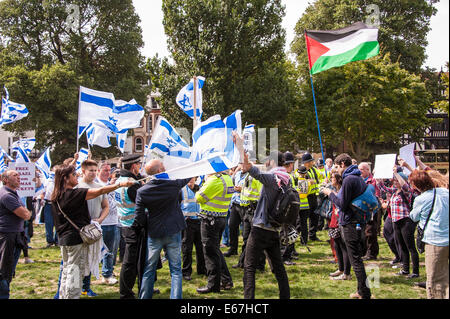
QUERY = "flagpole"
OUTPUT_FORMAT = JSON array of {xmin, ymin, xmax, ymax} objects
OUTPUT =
[
  {"xmin": 193, "ymin": 76, "xmax": 197, "ymax": 130},
  {"xmin": 76, "ymin": 86, "xmax": 81, "ymax": 153},
  {"xmin": 309, "ymin": 74, "xmax": 325, "ymax": 163}
]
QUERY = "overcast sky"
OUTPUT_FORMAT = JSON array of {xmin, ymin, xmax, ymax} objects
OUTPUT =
[{"xmin": 133, "ymin": 0, "xmax": 449, "ymax": 71}]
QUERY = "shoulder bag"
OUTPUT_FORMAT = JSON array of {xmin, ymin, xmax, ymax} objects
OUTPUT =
[
  {"xmin": 416, "ymin": 189, "xmax": 436, "ymax": 254},
  {"xmin": 56, "ymin": 201, "xmax": 102, "ymax": 245}
]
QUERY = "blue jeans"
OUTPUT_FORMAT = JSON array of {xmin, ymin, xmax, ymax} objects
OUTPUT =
[
  {"xmin": 221, "ymin": 210, "xmax": 230, "ymax": 246},
  {"xmin": 139, "ymin": 232, "xmax": 182, "ymax": 299},
  {"xmin": 44, "ymin": 203, "xmax": 57, "ymax": 244},
  {"xmin": 101, "ymin": 225, "xmax": 120, "ymax": 278}
]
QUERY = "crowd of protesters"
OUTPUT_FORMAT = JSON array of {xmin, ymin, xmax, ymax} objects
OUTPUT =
[{"xmin": 0, "ymin": 140, "xmax": 448, "ymax": 299}]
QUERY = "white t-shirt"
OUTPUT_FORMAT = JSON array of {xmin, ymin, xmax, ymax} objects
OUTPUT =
[
  {"xmin": 77, "ymin": 180, "xmax": 106, "ymax": 219},
  {"xmin": 95, "ymin": 178, "xmax": 119, "ymax": 226}
]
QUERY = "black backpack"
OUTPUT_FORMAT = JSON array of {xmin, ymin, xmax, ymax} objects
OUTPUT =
[{"xmin": 267, "ymin": 184, "xmax": 300, "ymax": 228}]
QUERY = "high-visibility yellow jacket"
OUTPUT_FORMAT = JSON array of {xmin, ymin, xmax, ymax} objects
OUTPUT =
[
  {"xmin": 306, "ymin": 166, "xmax": 321, "ymax": 195},
  {"xmin": 195, "ymin": 173, "xmax": 234, "ymax": 217},
  {"xmin": 240, "ymin": 175, "xmax": 262, "ymax": 207},
  {"xmin": 294, "ymin": 171, "xmax": 314, "ymax": 210},
  {"xmin": 317, "ymin": 167, "xmax": 330, "ymax": 183}
]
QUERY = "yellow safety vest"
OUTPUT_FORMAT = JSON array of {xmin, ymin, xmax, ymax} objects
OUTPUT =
[
  {"xmin": 195, "ymin": 173, "xmax": 234, "ymax": 217},
  {"xmin": 240, "ymin": 175, "xmax": 262, "ymax": 207},
  {"xmin": 294, "ymin": 171, "xmax": 313, "ymax": 210},
  {"xmin": 307, "ymin": 167, "xmax": 321, "ymax": 195},
  {"xmin": 317, "ymin": 167, "xmax": 329, "ymax": 183}
]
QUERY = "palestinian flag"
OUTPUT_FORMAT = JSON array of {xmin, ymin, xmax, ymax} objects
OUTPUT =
[{"xmin": 305, "ymin": 22, "xmax": 379, "ymax": 75}]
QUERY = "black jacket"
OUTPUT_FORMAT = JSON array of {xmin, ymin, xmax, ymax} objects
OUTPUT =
[{"xmin": 135, "ymin": 178, "xmax": 191, "ymax": 238}]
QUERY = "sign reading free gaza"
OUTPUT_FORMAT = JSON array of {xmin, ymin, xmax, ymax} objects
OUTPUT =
[{"xmin": 8, "ymin": 162, "xmax": 36, "ymax": 197}]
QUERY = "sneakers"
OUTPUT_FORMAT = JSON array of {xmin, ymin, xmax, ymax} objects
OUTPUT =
[
  {"xmin": 407, "ymin": 273, "xmax": 419, "ymax": 279},
  {"xmin": 24, "ymin": 258, "xmax": 34, "ymax": 264},
  {"xmin": 81, "ymin": 289, "xmax": 98, "ymax": 297},
  {"xmin": 362, "ymin": 255, "xmax": 377, "ymax": 261},
  {"xmin": 102, "ymin": 276, "xmax": 118, "ymax": 285},
  {"xmin": 389, "ymin": 259, "xmax": 401, "ymax": 266},
  {"xmin": 394, "ymin": 270, "xmax": 410, "ymax": 276},
  {"xmin": 329, "ymin": 270, "xmax": 343, "ymax": 277},
  {"xmin": 332, "ymin": 274, "xmax": 352, "ymax": 280},
  {"xmin": 283, "ymin": 260, "xmax": 296, "ymax": 266}
]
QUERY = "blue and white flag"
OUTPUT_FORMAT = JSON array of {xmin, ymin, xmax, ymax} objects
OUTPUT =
[
  {"xmin": 147, "ymin": 116, "xmax": 192, "ymax": 170},
  {"xmin": 76, "ymin": 148, "xmax": 89, "ymax": 173},
  {"xmin": 11, "ymin": 138, "xmax": 36, "ymax": 154},
  {"xmin": 243, "ymin": 124, "xmax": 255, "ymax": 152},
  {"xmin": 35, "ymin": 147, "xmax": 52, "ymax": 180},
  {"xmin": 0, "ymin": 152, "xmax": 8, "ymax": 174},
  {"xmin": 78, "ymin": 86, "xmax": 144, "ymax": 138},
  {"xmin": 176, "ymin": 76, "xmax": 205, "ymax": 120},
  {"xmin": 155, "ymin": 110, "xmax": 242, "ymax": 180},
  {"xmin": 0, "ymin": 87, "xmax": 29, "ymax": 127},
  {"xmin": 86, "ymin": 122, "xmax": 113, "ymax": 149},
  {"xmin": 15, "ymin": 146, "xmax": 30, "ymax": 163},
  {"xmin": 0, "ymin": 145, "xmax": 13, "ymax": 162}
]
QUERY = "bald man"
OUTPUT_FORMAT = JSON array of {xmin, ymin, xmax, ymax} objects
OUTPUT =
[
  {"xmin": 0, "ymin": 170, "xmax": 32, "ymax": 299},
  {"xmin": 135, "ymin": 160, "xmax": 193, "ymax": 299}
]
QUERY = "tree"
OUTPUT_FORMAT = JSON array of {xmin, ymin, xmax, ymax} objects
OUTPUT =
[
  {"xmin": 0, "ymin": 0, "xmax": 148, "ymax": 164},
  {"xmin": 432, "ymin": 62, "xmax": 449, "ymax": 114},
  {"xmin": 158, "ymin": 0, "xmax": 295, "ymax": 133},
  {"xmin": 281, "ymin": 54, "xmax": 432, "ymax": 161}
]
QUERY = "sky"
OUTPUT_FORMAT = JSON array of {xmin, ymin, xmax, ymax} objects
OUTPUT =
[{"xmin": 133, "ymin": 0, "xmax": 449, "ymax": 71}]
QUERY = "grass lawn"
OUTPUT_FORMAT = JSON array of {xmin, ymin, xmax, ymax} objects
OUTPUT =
[{"xmin": 10, "ymin": 224, "xmax": 427, "ymax": 299}]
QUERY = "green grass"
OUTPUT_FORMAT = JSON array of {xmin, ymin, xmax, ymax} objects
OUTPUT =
[{"xmin": 10, "ymin": 224, "xmax": 427, "ymax": 299}]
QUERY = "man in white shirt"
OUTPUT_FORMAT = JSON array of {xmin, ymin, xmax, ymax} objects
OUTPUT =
[
  {"xmin": 77, "ymin": 159, "xmax": 109, "ymax": 297},
  {"xmin": 95, "ymin": 162, "xmax": 120, "ymax": 285}
]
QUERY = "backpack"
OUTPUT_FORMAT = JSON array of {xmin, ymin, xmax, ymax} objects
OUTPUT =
[
  {"xmin": 351, "ymin": 184, "xmax": 379, "ymax": 225},
  {"xmin": 268, "ymin": 184, "xmax": 300, "ymax": 228}
]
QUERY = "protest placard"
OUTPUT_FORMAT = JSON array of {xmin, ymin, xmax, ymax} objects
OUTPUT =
[
  {"xmin": 373, "ymin": 154, "xmax": 397, "ymax": 180},
  {"xmin": 399, "ymin": 143, "xmax": 416, "ymax": 173},
  {"xmin": 8, "ymin": 162, "xmax": 36, "ymax": 197}
]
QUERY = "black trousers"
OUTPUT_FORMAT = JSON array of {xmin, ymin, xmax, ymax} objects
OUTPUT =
[
  {"xmin": 297, "ymin": 209, "xmax": 309, "ymax": 245},
  {"xmin": 228, "ymin": 203, "xmax": 244, "ymax": 253},
  {"xmin": 334, "ymin": 236, "xmax": 351, "ymax": 275},
  {"xmin": 119, "ymin": 226, "xmax": 139, "ymax": 299},
  {"xmin": 200, "ymin": 216, "xmax": 233, "ymax": 291},
  {"xmin": 243, "ymin": 227, "xmax": 290, "ymax": 299},
  {"xmin": 383, "ymin": 216, "xmax": 401, "ymax": 261},
  {"xmin": 237, "ymin": 204, "xmax": 265, "ymax": 270},
  {"xmin": 363, "ymin": 217, "xmax": 379, "ymax": 258},
  {"xmin": 182, "ymin": 218, "xmax": 206, "ymax": 276},
  {"xmin": 340, "ymin": 223, "xmax": 371, "ymax": 299},
  {"xmin": 393, "ymin": 217, "xmax": 419, "ymax": 274},
  {"xmin": 307, "ymin": 195, "xmax": 319, "ymax": 239}
]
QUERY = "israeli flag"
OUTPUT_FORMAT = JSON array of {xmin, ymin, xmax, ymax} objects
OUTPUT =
[
  {"xmin": 11, "ymin": 138, "xmax": 36, "ymax": 154},
  {"xmin": 0, "ymin": 152, "xmax": 8, "ymax": 174},
  {"xmin": 243, "ymin": 124, "xmax": 255, "ymax": 152},
  {"xmin": 86, "ymin": 122, "xmax": 113, "ymax": 149},
  {"xmin": 78, "ymin": 86, "xmax": 144, "ymax": 138},
  {"xmin": 155, "ymin": 110, "xmax": 242, "ymax": 180},
  {"xmin": 0, "ymin": 87, "xmax": 29, "ymax": 127},
  {"xmin": 35, "ymin": 147, "xmax": 52, "ymax": 180},
  {"xmin": 76, "ymin": 148, "xmax": 89, "ymax": 173},
  {"xmin": 147, "ymin": 116, "xmax": 192, "ymax": 170},
  {"xmin": 15, "ymin": 146, "xmax": 30, "ymax": 163},
  {"xmin": 0, "ymin": 145, "xmax": 13, "ymax": 162},
  {"xmin": 176, "ymin": 76, "xmax": 205, "ymax": 120}
]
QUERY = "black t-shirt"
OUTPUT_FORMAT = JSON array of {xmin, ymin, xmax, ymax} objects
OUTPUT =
[{"xmin": 52, "ymin": 188, "xmax": 90, "ymax": 246}]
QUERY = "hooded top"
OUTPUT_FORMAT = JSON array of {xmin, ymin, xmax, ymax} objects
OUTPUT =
[{"xmin": 329, "ymin": 165, "xmax": 367, "ymax": 226}]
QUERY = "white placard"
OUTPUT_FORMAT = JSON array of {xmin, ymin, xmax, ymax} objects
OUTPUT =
[
  {"xmin": 373, "ymin": 154, "xmax": 397, "ymax": 180},
  {"xmin": 8, "ymin": 162, "xmax": 36, "ymax": 197},
  {"xmin": 399, "ymin": 143, "xmax": 416, "ymax": 173}
]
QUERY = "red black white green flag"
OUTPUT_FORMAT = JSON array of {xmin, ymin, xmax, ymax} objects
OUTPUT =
[{"xmin": 305, "ymin": 22, "xmax": 379, "ymax": 75}]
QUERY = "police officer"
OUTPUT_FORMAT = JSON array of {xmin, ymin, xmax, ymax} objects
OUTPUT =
[
  {"xmin": 114, "ymin": 154, "xmax": 143, "ymax": 299},
  {"xmin": 302, "ymin": 153, "xmax": 322, "ymax": 241},
  {"xmin": 195, "ymin": 171, "xmax": 234, "ymax": 294},
  {"xmin": 181, "ymin": 177, "xmax": 206, "ymax": 281},
  {"xmin": 294, "ymin": 165, "xmax": 314, "ymax": 245},
  {"xmin": 316, "ymin": 158, "xmax": 330, "ymax": 183}
]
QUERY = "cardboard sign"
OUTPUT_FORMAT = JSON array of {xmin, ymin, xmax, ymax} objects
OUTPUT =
[
  {"xmin": 8, "ymin": 162, "xmax": 36, "ymax": 197},
  {"xmin": 373, "ymin": 154, "xmax": 396, "ymax": 180},
  {"xmin": 399, "ymin": 143, "xmax": 416, "ymax": 174}
]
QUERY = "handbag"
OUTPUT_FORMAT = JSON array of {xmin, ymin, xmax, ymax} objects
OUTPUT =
[
  {"xmin": 328, "ymin": 227, "xmax": 341, "ymax": 239},
  {"xmin": 416, "ymin": 189, "xmax": 436, "ymax": 254},
  {"xmin": 56, "ymin": 201, "xmax": 102, "ymax": 245}
]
